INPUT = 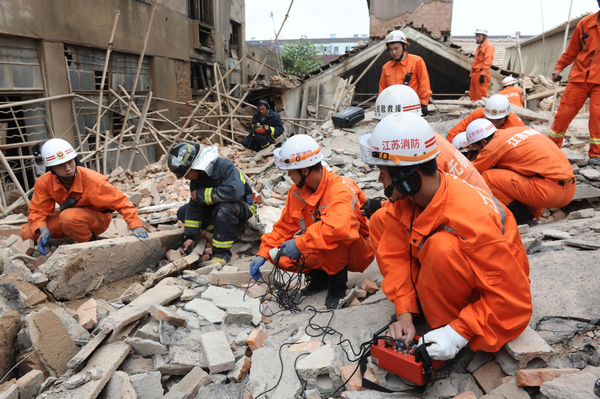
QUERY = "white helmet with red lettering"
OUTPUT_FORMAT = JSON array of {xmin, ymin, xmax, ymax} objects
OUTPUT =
[
  {"xmin": 359, "ymin": 112, "xmax": 439, "ymax": 167},
  {"xmin": 385, "ymin": 30, "xmax": 409, "ymax": 46},
  {"xmin": 465, "ymin": 118, "xmax": 497, "ymax": 145},
  {"xmin": 502, "ymin": 76, "xmax": 518, "ymax": 87},
  {"xmin": 41, "ymin": 138, "xmax": 77, "ymax": 167},
  {"xmin": 484, "ymin": 94, "xmax": 511, "ymax": 120},
  {"xmin": 374, "ymin": 85, "xmax": 422, "ymax": 120},
  {"xmin": 274, "ymin": 134, "xmax": 323, "ymax": 170},
  {"xmin": 451, "ymin": 132, "xmax": 470, "ymax": 153},
  {"xmin": 474, "ymin": 28, "xmax": 488, "ymax": 36}
]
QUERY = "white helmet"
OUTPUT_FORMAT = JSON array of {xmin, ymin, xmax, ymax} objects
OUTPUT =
[
  {"xmin": 385, "ymin": 30, "xmax": 408, "ymax": 46},
  {"xmin": 466, "ymin": 118, "xmax": 497, "ymax": 145},
  {"xmin": 41, "ymin": 138, "xmax": 77, "ymax": 167},
  {"xmin": 359, "ymin": 113, "xmax": 439, "ymax": 167},
  {"xmin": 274, "ymin": 135, "xmax": 323, "ymax": 170},
  {"xmin": 502, "ymin": 76, "xmax": 518, "ymax": 87},
  {"xmin": 451, "ymin": 132, "xmax": 470, "ymax": 153},
  {"xmin": 474, "ymin": 28, "xmax": 488, "ymax": 35},
  {"xmin": 484, "ymin": 94, "xmax": 511, "ymax": 120},
  {"xmin": 191, "ymin": 145, "xmax": 219, "ymax": 176},
  {"xmin": 374, "ymin": 85, "xmax": 422, "ymax": 120}
]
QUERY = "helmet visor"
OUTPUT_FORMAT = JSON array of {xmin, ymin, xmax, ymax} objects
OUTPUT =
[{"xmin": 167, "ymin": 154, "xmax": 192, "ymax": 178}]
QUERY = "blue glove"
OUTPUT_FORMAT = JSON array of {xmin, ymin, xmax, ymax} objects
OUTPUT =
[
  {"xmin": 38, "ymin": 227, "xmax": 51, "ymax": 255},
  {"xmin": 132, "ymin": 227, "xmax": 148, "ymax": 238},
  {"xmin": 280, "ymin": 239, "xmax": 301, "ymax": 261},
  {"xmin": 250, "ymin": 256, "xmax": 266, "ymax": 280}
]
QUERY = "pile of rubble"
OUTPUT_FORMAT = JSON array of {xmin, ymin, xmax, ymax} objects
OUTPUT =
[{"xmin": 1, "ymin": 90, "xmax": 600, "ymax": 399}]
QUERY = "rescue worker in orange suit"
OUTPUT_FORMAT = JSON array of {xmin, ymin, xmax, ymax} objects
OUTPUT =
[
  {"xmin": 249, "ymin": 135, "xmax": 374, "ymax": 309},
  {"xmin": 379, "ymin": 30, "xmax": 432, "ymax": 115},
  {"xmin": 550, "ymin": 7, "xmax": 600, "ymax": 165},
  {"xmin": 446, "ymin": 94, "xmax": 524, "ymax": 144},
  {"xmin": 470, "ymin": 28, "xmax": 495, "ymax": 101},
  {"xmin": 497, "ymin": 76, "xmax": 523, "ymax": 107},
  {"xmin": 466, "ymin": 119, "xmax": 576, "ymax": 226},
  {"xmin": 242, "ymin": 99, "xmax": 284, "ymax": 151},
  {"xmin": 359, "ymin": 112, "xmax": 532, "ymax": 359},
  {"xmin": 21, "ymin": 139, "xmax": 147, "ymax": 255},
  {"xmin": 362, "ymin": 85, "xmax": 490, "ymax": 252}
]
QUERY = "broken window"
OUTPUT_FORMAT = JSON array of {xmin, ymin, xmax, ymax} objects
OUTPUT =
[
  {"xmin": 188, "ymin": 0, "xmax": 199, "ymax": 19},
  {"xmin": 199, "ymin": 0, "xmax": 214, "ymax": 26},
  {"xmin": 190, "ymin": 62, "xmax": 213, "ymax": 91},
  {"xmin": 230, "ymin": 20, "xmax": 241, "ymax": 59},
  {"xmin": 0, "ymin": 36, "xmax": 43, "ymax": 90}
]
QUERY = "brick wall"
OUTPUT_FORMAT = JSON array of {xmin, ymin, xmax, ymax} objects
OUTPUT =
[
  {"xmin": 175, "ymin": 60, "xmax": 193, "ymax": 120},
  {"xmin": 370, "ymin": 0, "xmax": 452, "ymax": 40}
]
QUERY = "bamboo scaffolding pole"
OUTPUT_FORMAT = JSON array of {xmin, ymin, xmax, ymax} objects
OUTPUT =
[
  {"xmin": 552, "ymin": 0, "xmax": 574, "ymax": 114},
  {"xmin": 213, "ymin": 64, "xmax": 225, "ymax": 145},
  {"xmin": 0, "ymin": 150, "xmax": 29, "ymax": 208},
  {"xmin": 115, "ymin": 0, "xmax": 158, "ymax": 168},
  {"xmin": 126, "ymin": 92, "xmax": 153, "ymax": 170},
  {"xmin": 7, "ymin": 106, "xmax": 30, "ymax": 191},
  {"xmin": 515, "ymin": 31, "xmax": 527, "ymax": 108},
  {"xmin": 0, "ymin": 94, "xmax": 75, "ymax": 111},
  {"xmin": 97, "ymin": 11, "xmax": 120, "ymax": 174},
  {"xmin": 64, "ymin": 58, "xmax": 88, "ymax": 167}
]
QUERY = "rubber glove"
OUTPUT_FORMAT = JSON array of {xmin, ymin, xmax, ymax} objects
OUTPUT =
[
  {"xmin": 132, "ymin": 227, "xmax": 148, "ymax": 238},
  {"xmin": 280, "ymin": 239, "xmax": 301, "ymax": 261},
  {"xmin": 418, "ymin": 325, "xmax": 468, "ymax": 361},
  {"xmin": 250, "ymin": 256, "xmax": 266, "ymax": 280},
  {"xmin": 38, "ymin": 227, "xmax": 51, "ymax": 255},
  {"xmin": 360, "ymin": 197, "xmax": 384, "ymax": 219}
]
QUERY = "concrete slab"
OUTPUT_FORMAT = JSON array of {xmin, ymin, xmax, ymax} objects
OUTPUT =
[
  {"xmin": 162, "ymin": 366, "xmax": 210, "ymax": 399},
  {"xmin": 199, "ymin": 330, "xmax": 235, "ymax": 374},
  {"xmin": 98, "ymin": 370, "xmax": 136, "ymax": 399},
  {"xmin": 129, "ymin": 371, "xmax": 163, "ymax": 399},
  {"xmin": 39, "ymin": 229, "xmax": 183, "ymax": 300}
]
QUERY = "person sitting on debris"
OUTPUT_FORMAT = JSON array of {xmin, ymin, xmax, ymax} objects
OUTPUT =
[
  {"xmin": 497, "ymin": 76, "xmax": 523, "ymax": 107},
  {"xmin": 241, "ymin": 99, "xmax": 284, "ymax": 151},
  {"xmin": 359, "ymin": 112, "xmax": 532, "ymax": 360},
  {"xmin": 21, "ymin": 138, "xmax": 147, "ymax": 255},
  {"xmin": 379, "ymin": 31, "xmax": 432, "ymax": 115},
  {"xmin": 549, "ymin": 7, "xmax": 600, "ymax": 165},
  {"xmin": 168, "ymin": 143, "xmax": 255, "ymax": 266},
  {"xmin": 466, "ymin": 119, "xmax": 576, "ymax": 226},
  {"xmin": 249, "ymin": 134, "xmax": 374, "ymax": 309},
  {"xmin": 446, "ymin": 94, "xmax": 524, "ymax": 144},
  {"xmin": 470, "ymin": 28, "xmax": 495, "ymax": 101},
  {"xmin": 362, "ymin": 85, "xmax": 489, "ymax": 252}
]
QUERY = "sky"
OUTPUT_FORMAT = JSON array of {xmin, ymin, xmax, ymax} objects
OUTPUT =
[{"xmin": 245, "ymin": 0, "xmax": 599, "ymax": 40}]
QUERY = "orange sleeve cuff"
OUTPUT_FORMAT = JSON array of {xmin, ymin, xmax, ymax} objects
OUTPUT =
[{"xmin": 449, "ymin": 318, "xmax": 474, "ymax": 341}]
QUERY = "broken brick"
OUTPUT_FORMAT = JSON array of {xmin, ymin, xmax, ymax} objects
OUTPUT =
[
  {"xmin": 227, "ymin": 356, "xmax": 252, "ymax": 383},
  {"xmin": 361, "ymin": 278, "xmax": 378, "ymax": 294},
  {"xmin": 339, "ymin": 364, "xmax": 378, "ymax": 391},
  {"xmin": 472, "ymin": 359, "xmax": 507, "ymax": 394},
  {"xmin": 76, "ymin": 298, "xmax": 98, "ymax": 330},
  {"xmin": 516, "ymin": 368, "xmax": 579, "ymax": 387},
  {"xmin": 148, "ymin": 304, "xmax": 187, "ymax": 327},
  {"xmin": 247, "ymin": 329, "xmax": 268, "ymax": 351}
]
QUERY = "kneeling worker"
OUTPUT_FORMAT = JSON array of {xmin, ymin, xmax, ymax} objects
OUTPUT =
[
  {"xmin": 21, "ymin": 138, "xmax": 147, "ymax": 254},
  {"xmin": 168, "ymin": 143, "xmax": 255, "ymax": 266},
  {"xmin": 242, "ymin": 99, "xmax": 284, "ymax": 151},
  {"xmin": 446, "ymin": 94, "xmax": 524, "ymax": 144},
  {"xmin": 466, "ymin": 119, "xmax": 576, "ymax": 226},
  {"xmin": 497, "ymin": 76, "xmax": 523, "ymax": 107},
  {"xmin": 359, "ymin": 113, "xmax": 532, "ymax": 360},
  {"xmin": 249, "ymin": 135, "xmax": 374, "ymax": 309}
]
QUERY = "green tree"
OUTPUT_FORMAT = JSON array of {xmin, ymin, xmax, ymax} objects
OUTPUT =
[{"xmin": 281, "ymin": 36, "xmax": 323, "ymax": 75}]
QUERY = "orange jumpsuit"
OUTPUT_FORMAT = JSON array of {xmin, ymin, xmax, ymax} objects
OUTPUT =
[
  {"xmin": 497, "ymin": 86, "xmax": 523, "ymax": 107},
  {"xmin": 21, "ymin": 167, "xmax": 142, "ymax": 242},
  {"xmin": 377, "ymin": 172, "xmax": 531, "ymax": 352},
  {"xmin": 550, "ymin": 11, "xmax": 600, "ymax": 157},
  {"xmin": 369, "ymin": 132, "xmax": 490, "ymax": 251},
  {"xmin": 258, "ymin": 168, "xmax": 374, "ymax": 275},
  {"xmin": 470, "ymin": 40, "xmax": 495, "ymax": 101},
  {"xmin": 379, "ymin": 53, "xmax": 432, "ymax": 105},
  {"xmin": 473, "ymin": 126, "xmax": 576, "ymax": 219},
  {"xmin": 446, "ymin": 108, "xmax": 524, "ymax": 144}
]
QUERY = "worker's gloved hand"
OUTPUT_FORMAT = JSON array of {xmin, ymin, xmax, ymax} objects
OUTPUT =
[
  {"xmin": 360, "ymin": 197, "xmax": 384, "ymax": 219},
  {"xmin": 418, "ymin": 325, "xmax": 468, "ymax": 361},
  {"xmin": 264, "ymin": 125, "xmax": 270, "ymax": 133},
  {"xmin": 250, "ymin": 256, "xmax": 266, "ymax": 280},
  {"xmin": 280, "ymin": 239, "xmax": 301, "ymax": 261},
  {"xmin": 60, "ymin": 197, "xmax": 81, "ymax": 212},
  {"xmin": 38, "ymin": 227, "xmax": 51, "ymax": 255},
  {"xmin": 421, "ymin": 104, "xmax": 428, "ymax": 117},
  {"xmin": 478, "ymin": 75, "xmax": 485, "ymax": 84},
  {"xmin": 132, "ymin": 227, "xmax": 148, "ymax": 238},
  {"xmin": 552, "ymin": 70, "xmax": 562, "ymax": 82}
]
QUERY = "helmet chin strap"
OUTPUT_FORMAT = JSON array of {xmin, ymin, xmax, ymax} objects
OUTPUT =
[
  {"xmin": 297, "ymin": 169, "xmax": 312, "ymax": 189},
  {"xmin": 57, "ymin": 167, "xmax": 78, "ymax": 182}
]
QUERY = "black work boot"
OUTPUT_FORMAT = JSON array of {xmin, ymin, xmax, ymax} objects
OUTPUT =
[
  {"xmin": 301, "ymin": 269, "xmax": 329, "ymax": 296},
  {"xmin": 507, "ymin": 201, "xmax": 538, "ymax": 227},
  {"xmin": 325, "ymin": 268, "xmax": 348, "ymax": 310}
]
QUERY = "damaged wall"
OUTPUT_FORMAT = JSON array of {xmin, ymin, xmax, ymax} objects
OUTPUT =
[{"xmin": 369, "ymin": 0, "xmax": 453, "ymax": 40}]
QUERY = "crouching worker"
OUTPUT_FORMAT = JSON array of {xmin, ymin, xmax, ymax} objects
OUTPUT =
[
  {"xmin": 168, "ymin": 143, "xmax": 255, "ymax": 267},
  {"xmin": 359, "ymin": 113, "xmax": 532, "ymax": 360},
  {"xmin": 241, "ymin": 99, "xmax": 284, "ymax": 151},
  {"xmin": 21, "ymin": 139, "xmax": 147, "ymax": 255},
  {"xmin": 249, "ymin": 135, "xmax": 374, "ymax": 309}
]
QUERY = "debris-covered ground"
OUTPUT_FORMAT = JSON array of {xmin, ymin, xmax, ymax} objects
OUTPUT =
[{"xmin": 1, "ymin": 79, "xmax": 600, "ymax": 399}]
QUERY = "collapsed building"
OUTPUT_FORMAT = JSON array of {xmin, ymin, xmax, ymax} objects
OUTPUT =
[{"xmin": 1, "ymin": 0, "xmax": 600, "ymax": 399}]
